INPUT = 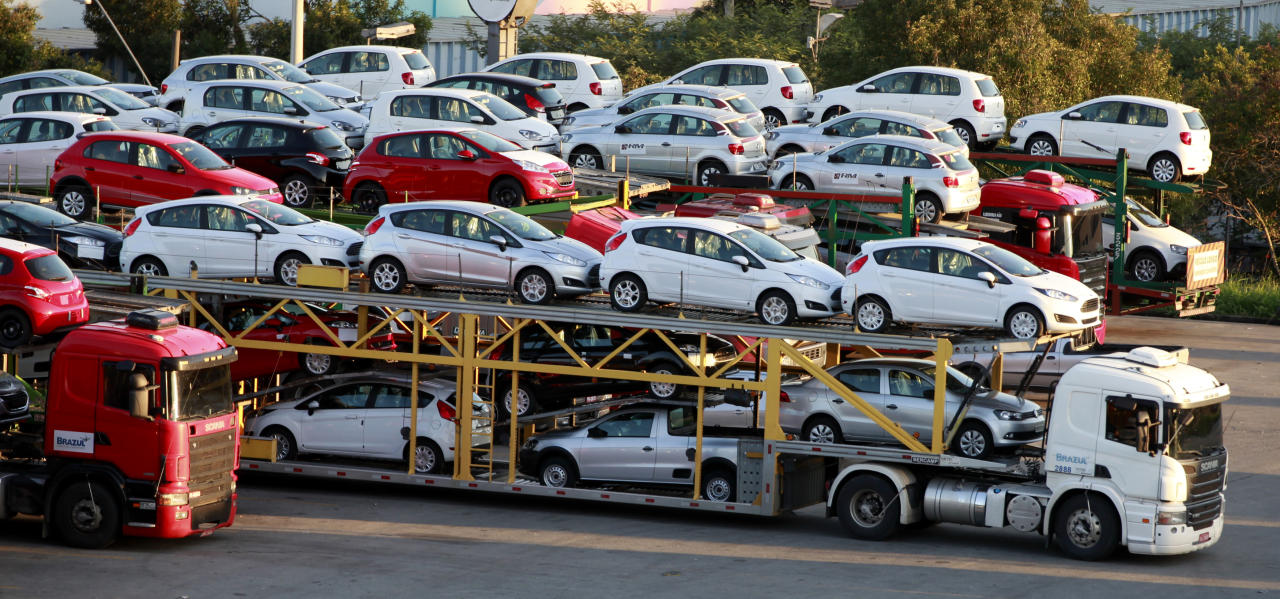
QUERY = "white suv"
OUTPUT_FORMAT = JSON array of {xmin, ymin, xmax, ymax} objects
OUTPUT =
[
  {"xmin": 176, "ymin": 80, "xmax": 369, "ymax": 148},
  {"xmin": 362, "ymin": 88, "xmax": 558, "ymax": 151},
  {"xmin": 158, "ymin": 55, "xmax": 361, "ymax": 112},
  {"xmin": 299, "ymin": 45, "xmax": 436, "ymax": 101},
  {"xmin": 807, "ymin": 66, "xmax": 1006, "ymax": 149},
  {"xmin": 600, "ymin": 216, "xmax": 844, "ymax": 326},
  {"xmin": 1009, "ymin": 95, "xmax": 1211, "ymax": 183},
  {"xmin": 1102, "ymin": 198, "xmax": 1202, "ymax": 282},
  {"xmin": 630, "ymin": 58, "xmax": 814, "ymax": 129},
  {"xmin": 484, "ymin": 52, "xmax": 623, "ymax": 112}
]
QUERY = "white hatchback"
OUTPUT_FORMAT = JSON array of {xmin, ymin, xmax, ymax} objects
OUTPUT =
[
  {"xmin": 841, "ymin": 237, "xmax": 1102, "ymax": 340},
  {"xmin": 120, "ymin": 195, "xmax": 363, "ymax": 285},
  {"xmin": 0, "ymin": 111, "xmax": 116, "ymax": 186},
  {"xmin": 600, "ymin": 217, "xmax": 844, "ymax": 326},
  {"xmin": 765, "ymin": 109, "xmax": 968, "ymax": 160},
  {"xmin": 1103, "ymin": 197, "xmax": 1202, "ymax": 282},
  {"xmin": 1009, "ymin": 95, "xmax": 1211, "ymax": 183},
  {"xmin": 177, "ymin": 80, "xmax": 369, "ymax": 148},
  {"xmin": 299, "ymin": 45, "xmax": 436, "ymax": 101},
  {"xmin": 359, "ymin": 200, "xmax": 603, "ymax": 303},
  {"xmin": 630, "ymin": 58, "xmax": 814, "ymax": 129},
  {"xmin": 485, "ymin": 52, "xmax": 624, "ymax": 112},
  {"xmin": 808, "ymin": 66, "xmax": 1006, "ymax": 149},
  {"xmin": 362, "ymin": 88, "xmax": 558, "ymax": 152},
  {"xmin": 560, "ymin": 84, "xmax": 766, "ymax": 134},
  {"xmin": 0, "ymin": 86, "xmax": 179, "ymax": 133},
  {"xmin": 158, "ymin": 54, "xmax": 361, "ymax": 111},
  {"xmin": 769, "ymin": 134, "xmax": 979, "ymax": 223}
]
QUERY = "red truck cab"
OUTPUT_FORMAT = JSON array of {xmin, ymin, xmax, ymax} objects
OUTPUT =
[{"xmin": 30, "ymin": 309, "xmax": 239, "ymax": 547}]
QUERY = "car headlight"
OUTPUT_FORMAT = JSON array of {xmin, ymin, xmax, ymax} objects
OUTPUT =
[
  {"xmin": 995, "ymin": 409, "xmax": 1039, "ymax": 421},
  {"xmin": 326, "ymin": 95, "xmax": 347, "ymax": 105},
  {"xmin": 1034, "ymin": 287, "xmax": 1077, "ymax": 302},
  {"xmin": 515, "ymin": 159, "xmax": 550, "ymax": 173},
  {"xmin": 543, "ymin": 251, "xmax": 586, "ymax": 266},
  {"xmin": 1156, "ymin": 509, "xmax": 1187, "ymax": 525},
  {"xmin": 813, "ymin": 93, "xmax": 823, "ymax": 103},
  {"xmin": 1013, "ymin": 119, "xmax": 1026, "ymax": 129},
  {"xmin": 141, "ymin": 117, "xmax": 171, "ymax": 128},
  {"xmin": 1171, "ymin": 244, "xmax": 1189, "ymax": 255},
  {"xmin": 230, "ymin": 186, "xmax": 255, "ymax": 195},
  {"xmin": 63, "ymin": 235, "xmax": 105, "ymax": 247},
  {"xmin": 522, "ymin": 438, "xmax": 538, "ymax": 450},
  {"xmin": 263, "ymin": 187, "xmax": 279, "ymax": 195},
  {"xmin": 519, "ymin": 129, "xmax": 546, "ymax": 141},
  {"xmin": 561, "ymin": 133, "xmax": 573, "ymax": 143},
  {"xmin": 300, "ymin": 234, "xmax": 344, "ymax": 246},
  {"xmin": 330, "ymin": 120, "xmax": 356, "ymax": 132},
  {"xmin": 329, "ymin": 320, "xmax": 356, "ymax": 328},
  {"xmin": 787, "ymin": 273, "xmax": 829, "ymax": 289}
]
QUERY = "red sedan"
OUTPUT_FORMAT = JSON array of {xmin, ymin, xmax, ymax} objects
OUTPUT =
[
  {"xmin": 0, "ymin": 239, "xmax": 88, "ymax": 347},
  {"xmin": 342, "ymin": 127, "xmax": 575, "ymax": 212},
  {"xmin": 50, "ymin": 131, "xmax": 283, "ymax": 220}
]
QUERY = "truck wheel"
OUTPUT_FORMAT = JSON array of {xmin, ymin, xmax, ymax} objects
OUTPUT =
[
  {"xmin": 264, "ymin": 426, "xmax": 298, "ymax": 461},
  {"xmin": 0, "ymin": 308, "xmax": 32, "ymax": 348},
  {"xmin": 409, "ymin": 438, "xmax": 444, "ymax": 474},
  {"xmin": 802, "ymin": 415, "xmax": 843, "ymax": 444},
  {"xmin": 701, "ymin": 467, "xmax": 737, "ymax": 502},
  {"xmin": 835, "ymin": 474, "xmax": 901, "ymax": 541},
  {"xmin": 1053, "ymin": 493, "xmax": 1120, "ymax": 561},
  {"xmin": 539, "ymin": 456, "xmax": 578, "ymax": 488},
  {"xmin": 648, "ymin": 360, "xmax": 682, "ymax": 399},
  {"xmin": 953, "ymin": 421, "xmax": 993, "ymax": 460},
  {"xmin": 53, "ymin": 481, "xmax": 120, "ymax": 549},
  {"xmin": 854, "ymin": 296, "xmax": 891, "ymax": 333}
]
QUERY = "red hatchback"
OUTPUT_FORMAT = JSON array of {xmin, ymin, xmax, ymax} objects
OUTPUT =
[
  {"xmin": 0, "ymin": 238, "xmax": 88, "ymax": 347},
  {"xmin": 50, "ymin": 131, "xmax": 283, "ymax": 220},
  {"xmin": 342, "ymin": 127, "xmax": 575, "ymax": 213}
]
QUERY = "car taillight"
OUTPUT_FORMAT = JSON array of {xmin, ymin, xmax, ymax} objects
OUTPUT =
[
  {"xmin": 779, "ymin": 391, "xmax": 791, "ymax": 403},
  {"xmin": 437, "ymin": 401, "xmax": 456, "ymax": 421},
  {"xmin": 365, "ymin": 216, "xmax": 385, "ymax": 235},
  {"xmin": 589, "ymin": 82, "xmax": 602, "ymax": 95},
  {"xmin": 161, "ymin": 83, "xmax": 168, "ymax": 95},
  {"xmin": 524, "ymin": 93, "xmax": 545, "ymax": 113},
  {"xmin": 604, "ymin": 232, "xmax": 626, "ymax": 253},
  {"xmin": 402, "ymin": 72, "xmax": 415, "ymax": 86},
  {"xmin": 124, "ymin": 219, "xmax": 141, "ymax": 237},
  {"xmin": 24, "ymin": 285, "xmax": 50, "ymax": 300},
  {"xmin": 1180, "ymin": 131, "xmax": 1193, "ymax": 145},
  {"xmin": 921, "ymin": 129, "xmax": 937, "ymax": 139},
  {"xmin": 781, "ymin": 85, "xmax": 794, "ymax": 100},
  {"xmin": 943, "ymin": 176, "xmax": 959, "ymax": 188},
  {"xmin": 728, "ymin": 143, "xmax": 745, "ymax": 155},
  {"xmin": 53, "ymin": 159, "xmax": 63, "ymax": 172},
  {"xmin": 973, "ymin": 99, "xmax": 986, "ymax": 113},
  {"xmin": 305, "ymin": 151, "xmax": 330, "ymax": 166},
  {"xmin": 713, "ymin": 99, "xmax": 729, "ymax": 109},
  {"xmin": 846, "ymin": 254, "xmax": 868, "ymax": 275}
]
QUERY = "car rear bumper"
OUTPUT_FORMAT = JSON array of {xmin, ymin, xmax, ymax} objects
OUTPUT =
[
  {"xmin": 974, "ymin": 116, "xmax": 1007, "ymax": 140},
  {"xmin": 29, "ymin": 300, "xmax": 90, "ymax": 336}
]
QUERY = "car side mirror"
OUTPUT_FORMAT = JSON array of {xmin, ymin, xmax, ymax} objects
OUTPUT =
[
  {"xmin": 489, "ymin": 234, "xmax": 507, "ymax": 250},
  {"xmin": 860, "ymin": 84, "xmax": 877, "ymax": 92},
  {"xmin": 92, "ymin": 107, "xmax": 107, "ymax": 115},
  {"xmin": 827, "ymin": 154, "xmax": 844, "ymax": 163},
  {"xmin": 306, "ymin": 399, "xmax": 319, "ymax": 415},
  {"xmin": 457, "ymin": 149, "xmax": 476, "ymax": 160},
  {"xmin": 822, "ymin": 126, "xmax": 837, "ymax": 136},
  {"xmin": 1064, "ymin": 111, "xmax": 1082, "ymax": 120},
  {"xmin": 617, "ymin": 106, "xmax": 633, "ymax": 115},
  {"xmin": 470, "ymin": 115, "xmax": 487, "ymax": 124},
  {"xmin": 264, "ymin": 317, "xmax": 283, "ymax": 329},
  {"xmin": 284, "ymin": 107, "xmax": 300, "ymax": 116},
  {"xmin": 732, "ymin": 255, "xmax": 750, "ymax": 272},
  {"xmin": 615, "ymin": 125, "xmax": 630, "ymax": 134},
  {"xmin": 587, "ymin": 427, "xmax": 607, "ymax": 438},
  {"xmin": 246, "ymin": 222, "xmax": 263, "ymax": 239},
  {"xmin": 166, "ymin": 163, "xmax": 185, "ymax": 175},
  {"xmin": 978, "ymin": 271, "xmax": 996, "ymax": 288}
]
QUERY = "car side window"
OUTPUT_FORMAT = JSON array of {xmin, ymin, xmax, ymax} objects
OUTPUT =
[
  {"xmin": 134, "ymin": 143, "xmax": 179, "ymax": 171},
  {"xmin": 917, "ymin": 73, "xmax": 961, "ymax": 96},
  {"xmin": 395, "ymin": 209, "xmax": 448, "ymax": 234},
  {"xmin": 836, "ymin": 368, "xmax": 880, "ymax": 393},
  {"xmin": 206, "ymin": 86, "xmax": 244, "ymax": 110},
  {"xmin": 692, "ymin": 230, "xmax": 743, "ymax": 263},
  {"xmin": 1075, "ymin": 101, "xmax": 1123, "ymax": 123},
  {"xmin": 303, "ymin": 52, "xmax": 346, "ymax": 75},
  {"xmin": 372, "ymin": 384, "xmax": 428, "ymax": 409},
  {"xmin": 350, "ymin": 51, "xmax": 390, "ymax": 73},
  {"xmin": 435, "ymin": 98, "xmax": 482, "ymax": 123},
  {"xmin": 832, "ymin": 117, "xmax": 881, "ymax": 137},
  {"xmin": 621, "ymin": 112, "xmax": 673, "ymax": 135},
  {"xmin": 886, "ymin": 146, "xmax": 931, "ymax": 169},
  {"xmin": 245, "ymin": 125, "xmax": 289, "ymax": 149},
  {"xmin": 675, "ymin": 116, "xmax": 717, "ymax": 137},
  {"xmin": 876, "ymin": 246, "xmax": 934, "ymax": 272},
  {"xmin": 188, "ymin": 63, "xmax": 226, "ymax": 81},
  {"xmin": 593, "ymin": 412, "xmax": 654, "ymax": 438},
  {"xmin": 450, "ymin": 212, "xmax": 504, "ymax": 243},
  {"xmin": 243, "ymin": 66, "xmax": 272, "ymax": 80},
  {"xmin": 435, "ymin": 79, "xmax": 471, "ymax": 89},
  {"xmin": 148, "ymin": 204, "xmax": 202, "ymax": 229},
  {"xmin": 570, "ymin": 325, "xmax": 613, "ymax": 349},
  {"xmin": 868, "ymin": 72, "xmax": 915, "ymax": 93},
  {"xmin": 390, "ymin": 95, "xmax": 433, "ymax": 119},
  {"xmin": 0, "ymin": 254, "xmax": 11, "ymax": 275},
  {"xmin": 202, "ymin": 124, "xmax": 244, "ymax": 149},
  {"xmin": 882, "ymin": 121, "xmax": 920, "ymax": 137},
  {"xmin": 1128, "ymin": 103, "xmax": 1168, "ymax": 127},
  {"xmin": 425, "ymin": 133, "xmax": 468, "ymax": 159},
  {"xmin": 936, "ymin": 249, "xmax": 992, "ymax": 280},
  {"xmin": 249, "ymin": 89, "xmax": 291, "ymax": 114},
  {"xmin": 621, "ymin": 92, "xmax": 673, "ymax": 113},
  {"xmin": 314, "ymin": 384, "xmax": 375, "ymax": 410},
  {"xmin": 635, "ymin": 226, "xmax": 689, "ymax": 253},
  {"xmin": 27, "ymin": 77, "xmax": 61, "ymax": 89},
  {"xmin": 677, "ymin": 94, "xmax": 719, "ymax": 109},
  {"xmin": 25, "ymin": 119, "xmax": 72, "ymax": 142},
  {"xmin": 223, "ymin": 306, "xmax": 266, "ymax": 330},
  {"xmin": 888, "ymin": 369, "xmax": 933, "ymax": 398},
  {"xmin": 0, "ymin": 120, "xmax": 22, "ymax": 144},
  {"xmin": 682, "ymin": 65, "xmax": 723, "ymax": 86},
  {"xmin": 492, "ymin": 59, "xmax": 533, "ymax": 77},
  {"xmin": 63, "ymin": 93, "xmax": 108, "ymax": 115},
  {"xmin": 537, "ymin": 59, "xmax": 577, "ymax": 81},
  {"xmin": 667, "ymin": 406, "xmax": 696, "ymax": 435},
  {"xmin": 380, "ymin": 134, "xmax": 423, "ymax": 158},
  {"xmin": 86, "ymin": 140, "xmax": 132, "ymax": 163},
  {"xmin": 726, "ymin": 64, "xmax": 767, "ymax": 86},
  {"xmin": 840, "ymin": 143, "xmax": 886, "ymax": 165},
  {"xmin": 13, "ymin": 93, "xmax": 54, "ymax": 112},
  {"xmin": 203, "ymin": 205, "xmax": 252, "ymax": 232}
]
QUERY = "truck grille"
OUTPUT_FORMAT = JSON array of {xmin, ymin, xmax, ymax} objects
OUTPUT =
[
  {"xmin": 188, "ymin": 429, "xmax": 235, "ymax": 513},
  {"xmin": 553, "ymin": 170, "xmax": 573, "ymax": 187},
  {"xmin": 1076, "ymin": 253, "xmax": 1108, "ymax": 297},
  {"xmin": 1184, "ymin": 454, "xmax": 1226, "ymax": 530}
]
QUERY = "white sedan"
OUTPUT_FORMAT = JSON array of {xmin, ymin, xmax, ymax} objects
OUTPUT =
[
  {"xmin": 842, "ymin": 236, "xmax": 1102, "ymax": 340},
  {"xmin": 0, "ymin": 111, "xmax": 116, "ymax": 186},
  {"xmin": 769, "ymin": 134, "xmax": 979, "ymax": 224},
  {"xmin": 765, "ymin": 109, "xmax": 968, "ymax": 160}
]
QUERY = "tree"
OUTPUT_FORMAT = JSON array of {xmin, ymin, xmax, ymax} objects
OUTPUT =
[
  {"xmin": 182, "ymin": 0, "xmax": 252, "ymax": 59},
  {"xmin": 82, "ymin": 0, "xmax": 183, "ymax": 84},
  {"xmin": 247, "ymin": 0, "xmax": 432, "ymax": 60},
  {"xmin": 0, "ymin": 0, "xmax": 106, "ymax": 79},
  {"xmin": 518, "ymin": 1, "xmax": 663, "ymax": 89}
]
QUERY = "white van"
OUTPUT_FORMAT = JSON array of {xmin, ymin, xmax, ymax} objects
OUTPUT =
[{"xmin": 299, "ymin": 45, "xmax": 436, "ymax": 101}]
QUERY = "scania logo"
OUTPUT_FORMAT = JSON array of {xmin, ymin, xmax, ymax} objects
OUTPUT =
[
  {"xmin": 1199, "ymin": 459, "xmax": 1219, "ymax": 473},
  {"xmin": 204, "ymin": 420, "xmax": 227, "ymax": 433}
]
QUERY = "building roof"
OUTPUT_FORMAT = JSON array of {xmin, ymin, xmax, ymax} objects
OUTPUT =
[
  {"xmin": 1091, "ymin": 0, "xmax": 1280, "ymax": 15},
  {"xmin": 426, "ymin": 13, "xmax": 683, "ymax": 44},
  {"xmin": 31, "ymin": 27, "xmax": 96, "ymax": 51}
]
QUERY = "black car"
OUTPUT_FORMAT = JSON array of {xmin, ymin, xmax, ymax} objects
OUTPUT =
[
  {"xmin": 426, "ymin": 73, "xmax": 569, "ymax": 125},
  {"xmin": 487, "ymin": 322, "xmax": 737, "ymax": 418},
  {"xmin": 0, "ymin": 371, "xmax": 30, "ymax": 424},
  {"xmin": 188, "ymin": 116, "xmax": 354, "ymax": 209},
  {"xmin": 0, "ymin": 200, "xmax": 122, "ymax": 270}
]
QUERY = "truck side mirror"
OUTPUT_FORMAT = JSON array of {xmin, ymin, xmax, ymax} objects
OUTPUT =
[
  {"xmin": 128, "ymin": 372, "xmax": 153, "ymax": 421},
  {"xmin": 1033, "ymin": 217, "xmax": 1053, "ymax": 255}
]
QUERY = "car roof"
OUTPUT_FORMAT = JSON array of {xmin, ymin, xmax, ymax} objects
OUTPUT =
[
  {"xmin": 639, "ymin": 83, "xmax": 745, "ymax": 98},
  {"xmin": 862, "ymin": 236, "xmax": 991, "ymax": 252},
  {"xmin": 180, "ymin": 55, "xmax": 286, "ymax": 65},
  {"xmin": 134, "ymin": 195, "xmax": 259, "ymax": 214},
  {"xmin": 842, "ymin": 357, "xmax": 939, "ymax": 369},
  {"xmin": 684, "ymin": 58, "xmax": 797, "ymax": 69},
  {"xmin": 385, "ymin": 87, "xmax": 489, "ymax": 100},
  {"xmin": 72, "ymin": 130, "xmax": 190, "ymax": 144},
  {"xmin": 873, "ymin": 65, "xmax": 993, "ymax": 79},
  {"xmin": 0, "ymin": 236, "xmax": 54, "ymax": 257},
  {"xmin": 0, "ymin": 110, "xmax": 109, "ymax": 124},
  {"xmin": 379, "ymin": 199, "xmax": 501, "ymax": 217},
  {"xmin": 200, "ymin": 115, "xmax": 330, "ymax": 130},
  {"xmin": 1079, "ymin": 95, "xmax": 1196, "ymax": 112},
  {"xmin": 434, "ymin": 72, "xmax": 548, "ymax": 88},
  {"xmin": 620, "ymin": 216, "xmax": 746, "ymax": 234},
  {"xmin": 188, "ymin": 79, "xmax": 298, "ymax": 91},
  {"xmin": 626, "ymin": 104, "xmax": 743, "ymax": 121},
  {"xmin": 307, "ymin": 45, "xmax": 420, "ymax": 55},
  {"xmin": 831, "ymin": 109, "xmax": 950, "ymax": 129},
  {"xmin": 5, "ymin": 85, "xmax": 110, "ymax": 97},
  {"xmin": 832, "ymin": 133, "xmax": 956, "ymax": 154},
  {"xmin": 500, "ymin": 52, "xmax": 608, "ymax": 63}
]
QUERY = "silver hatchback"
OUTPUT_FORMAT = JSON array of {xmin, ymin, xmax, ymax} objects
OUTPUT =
[
  {"xmin": 358, "ymin": 200, "xmax": 603, "ymax": 303},
  {"xmin": 779, "ymin": 358, "xmax": 1044, "ymax": 460}
]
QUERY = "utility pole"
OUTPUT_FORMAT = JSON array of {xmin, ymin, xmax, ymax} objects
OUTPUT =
[
  {"xmin": 724, "ymin": 0, "xmax": 734, "ymax": 18},
  {"xmin": 78, "ymin": 0, "xmax": 152, "ymax": 87},
  {"xmin": 290, "ymin": 0, "xmax": 305, "ymax": 64}
]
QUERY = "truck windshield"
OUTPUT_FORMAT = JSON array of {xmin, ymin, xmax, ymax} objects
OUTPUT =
[
  {"xmin": 169, "ymin": 365, "xmax": 233, "ymax": 420},
  {"xmin": 1063, "ymin": 212, "xmax": 1104, "ymax": 257},
  {"xmin": 1165, "ymin": 403, "xmax": 1225, "ymax": 459}
]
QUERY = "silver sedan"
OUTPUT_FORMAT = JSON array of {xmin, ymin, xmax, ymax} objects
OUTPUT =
[
  {"xmin": 765, "ymin": 109, "xmax": 969, "ymax": 160},
  {"xmin": 561, "ymin": 84, "xmax": 767, "ymax": 134},
  {"xmin": 779, "ymin": 358, "xmax": 1044, "ymax": 460}
]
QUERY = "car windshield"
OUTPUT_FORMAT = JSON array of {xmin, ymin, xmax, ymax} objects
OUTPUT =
[
  {"xmin": 170, "ymin": 141, "xmax": 232, "ymax": 170},
  {"xmin": 592, "ymin": 61, "xmax": 620, "ymax": 81},
  {"xmin": 972, "ymin": 243, "xmax": 1044, "ymax": 276},
  {"xmin": 60, "ymin": 70, "xmax": 109, "ymax": 86},
  {"xmin": 917, "ymin": 365, "xmax": 988, "ymax": 393},
  {"xmin": 306, "ymin": 126, "xmax": 347, "ymax": 150},
  {"xmin": 85, "ymin": 119, "xmax": 118, "ymax": 132},
  {"xmin": 1183, "ymin": 110, "xmax": 1208, "ymax": 130},
  {"xmin": 170, "ymin": 364, "xmax": 234, "ymax": 420},
  {"xmin": 264, "ymin": 60, "xmax": 314, "ymax": 83},
  {"xmin": 460, "ymin": 129, "xmax": 521, "ymax": 152},
  {"xmin": 403, "ymin": 51, "xmax": 430, "ymax": 70},
  {"xmin": 94, "ymin": 87, "xmax": 150, "ymax": 110},
  {"xmin": 726, "ymin": 94, "xmax": 757, "ymax": 114},
  {"xmin": 473, "ymin": 92, "xmax": 528, "ymax": 121},
  {"xmin": 1127, "ymin": 198, "xmax": 1168, "ymax": 228},
  {"xmin": 283, "ymin": 85, "xmax": 341, "ymax": 112},
  {"xmin": 7, "ymin": 202, "xmax": 76, "ymax": 227},
  {"xmin": 25, "ymin": 254, "xmax": 73, "ymax": 281},
  {"xmin": 940, "ymin": 151, "xmax": 973, "ymax": 171},
  {"xmin": 488, "ymin": 208, "xmax": 557, "ymax": 241},
  {"xmin": 1165, "ymin": 403, "xmax": 1225, "ymax": 460},
  {"xmin": 725, "ymin": 118, "xmax": 759, "ymax": 138},
  {"xmin": 976, "ymin": 78, "xmax": 1000, "ymax": 97},
  {"xmin": 728, "ymin": 227, "xmax": 801, "ymax": 262},
  {"xmin": 243, "ymin": 198, "xmax": 313, "ymax": 225},
  {"xmin": 782, "ymin": 66, "xmax": 808, "ymax": 84},
  {"xmin": 936, "ymin": 127, "xmax": 965, "ymax": 148}
]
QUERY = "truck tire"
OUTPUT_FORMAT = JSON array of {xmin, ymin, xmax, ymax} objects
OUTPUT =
[
  {"xmin": 1053, "ymin": 493, "xmax": 1120, "ymax": 561},
  {"xmin": 264, "ymin": 426, "xmax": 298, "ymax": 461},
  {"xmin": 952, "ymin": 421, "xmax": 993, "ymax": 460},
  {"xmin": 701, "ymin": 467, "xmax": 737, "ymax": 502},
  {"xmin": 835, "ymin": 474, "xmax": 901, "ymax": 541},
  {"xmin": 53, "ymin": 481, "xmax": 121, "ymax": 549},
  {"xmin": 539, "ymin": 456, "xmax": 578, "ymax": 488}
]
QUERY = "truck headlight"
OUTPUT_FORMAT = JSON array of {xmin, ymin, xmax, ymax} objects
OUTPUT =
[
  {"xmin": 1035, "ymin": 287, "xmax": 1077, "ymax": 302},
  {"xmin": 1156, "ymin": 509, "xmax": 1187, "ymax": 525},
  {"xmin": 158, "ymin": 492, "xmax": 190, "ymax": 506},
  {"xmin": 1171, "ymin": 244, "xmax": 1189, "ymax": 255},
  {"xmin": 787, "ymin": 273, "xmax": 829, "ymax": 289},
  {"xmin": 543, "ymin": 251, "xmax": 586, "ymax": 266},
  {"xmin": 301, "ymin": 234, "xmax": 344, "ymax": 246}
]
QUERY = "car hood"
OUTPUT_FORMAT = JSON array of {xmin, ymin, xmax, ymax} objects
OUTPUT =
[
  {"xmin": 771, "ymin": 123, "xmax": 816, "ymax": 137},
  {"xmin": 133, "ymin": 106, "xmax": 179, "ymax": 122},
  {"xmin": 1142, "ymin": 222, "xmax": 1201, "ymax": 249},
  {"xmin": 316, "ymin": 108, "xmax": 369, "ymax": 128},
  {"xmin": 309, "ymin": 81, "xmax": 361, "ymax": 102},
  {"xmin": 971, "ymin": 389, "xmax": 1035, "ymax": 413},
  {"xmin": 501, "ymin": 149, "xmax": 569, "ymax": 171},
  {"xmin": 52, "ymin": 221, "xmax": 125, "ymax": 242},
  {"xmin": 1016, "ymin": 110, "xmax": 1061, "ymax": 124},
  {"xmin": 292, "ymin": 219, "xmax": 363, "ymax": 243},
  {"xmin": 198, "ymin": 166, "xmax": 278, "ymax": 190},
  {"xmin": 530, "ymin": 426, "xmax": 583, "ymax": 442},
  {"xmin": 1019, "ymin": 268, "xmax": 1098, "ymax": 300},
  {"xmin": 566, "ymin": 106, "xmax": 613, "ymax": 123},
  {"xmin": 532, "ymin": 235, "xmax": 603, "ymax": 262},
  {"xmin": 781, "ymin": 256, "xmax": 844, "ymax": 287}
]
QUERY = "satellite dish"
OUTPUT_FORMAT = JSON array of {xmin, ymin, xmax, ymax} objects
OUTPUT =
[
  {"xmin": 817, "ymin": 13, "xmax": 844, "ymax": 37},
  {"xmin": 469, "ymin": 0, "xmax": 536, "ymax": 24}
]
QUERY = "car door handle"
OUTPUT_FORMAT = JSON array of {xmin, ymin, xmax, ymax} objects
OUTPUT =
[
  {"xmin": 133, "ymin": 175, "xmax": 144, "ymax": 180},
  {"xmin": 396, "ymin": 233, "xmax": 410, "ymax": 239},
  {"xmin": 642, "ymin": 446, "xmax": 654, "ymax": 452},
  {"xmin": 875, "ymin": 173, "xmax": 885, "ymax": 177},
  {"xmin": 832, "ymin": 398, "xmax": 844, "ymax": 404},
  {"xmin": 661, "ymin": 142, "xmax": 672, "ymax": 147},
  {"xmin": 886, "ymin": 404, "xmax": 898, "ymax": 410},
  {"xmin": 85, "ymin": 167, "xmax": 95, "ymax": 172},
  {"xmin": 344, "ymin": 415, "xmax": 360, "ymax": 419}
]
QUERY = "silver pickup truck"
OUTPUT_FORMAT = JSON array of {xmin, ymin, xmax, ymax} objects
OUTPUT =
[
  {"xmin": 953, "ymin": 337, "xmax": 1189, "ymax": 392},
  {"xmin": 518, "ymin": 404, "xmax": 751, "ymax": 502}
]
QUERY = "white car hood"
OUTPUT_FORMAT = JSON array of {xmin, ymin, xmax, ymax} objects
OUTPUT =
[
  {"xmin": 1143, "ymin": 222, "xmax": 1202, "ymax": 249},
  {"xmin": 566, "ymin": 106, "xmax": 613, "ymax": 123},
  {"xmin": 135, "ymin": 106, "xmax": 179, "ymax": 123},
  {"xmin": 1020, "ymin": 269, "xmax": 1097, "ymax": 301},
  {"xmin": 1016, "ymin": 110, "xmax": 1061, "ymax": 124},
  {"xmin": 502, "ymin": 149, "xmax": 568, "ymax": 170},
  {"xmin": 782, "ymin": 257, "xmax": 844, "ymax": 287},
  {"xmin": 310, "ymin": 81, "xmax": 361, "ymax": 102},
  {"xmin": 535, "ymin": 236, "xmax": 603, "ymax": 262},
  {"xmin": 294, "ymin": 219, "xmax": 363, "ymax": 243}
]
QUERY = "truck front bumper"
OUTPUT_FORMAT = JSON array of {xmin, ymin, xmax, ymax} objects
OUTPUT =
[
  {"xmin": 1127, "ymin": 510, "xmax": 1223, "ymax": 555},
  {"xmin": 123, "ymin": 492, "xmax": 237, "ymax": 539}
]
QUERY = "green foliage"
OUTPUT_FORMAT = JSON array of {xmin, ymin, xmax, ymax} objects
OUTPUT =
[
  {"xmin": 519, "ymin": 1, "xmax": 662, "ymax": 88},
  {"xmin": 82, "ymin": 0, "xmax": 183, "ymax": 84},
  {"xmin": 0, "ymin": 0, "xmax": 106, "ymax": 79},
  {"xmin": 1212, "ymin": 276, "xmax": 1280, "ymax": 321},
  {"xmin": 182, "ymin": 0, "xmax": 252, "ymax": 58},
  {"xmin": 247, "ymin": 0, "xmax": 432, "ymax": 61}
]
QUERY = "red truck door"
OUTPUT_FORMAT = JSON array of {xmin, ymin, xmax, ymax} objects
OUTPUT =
[{"xmin": 93, "ymin": 359, "xmax": 163, "ymax": 481}]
